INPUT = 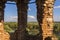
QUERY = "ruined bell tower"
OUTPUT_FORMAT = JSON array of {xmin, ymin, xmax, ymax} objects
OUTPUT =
[{"xmin": 0, "ymin": 0, "xmax": 58, "ymax": 40}]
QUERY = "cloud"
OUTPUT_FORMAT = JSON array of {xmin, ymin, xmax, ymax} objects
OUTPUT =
[
  {"xmin": 4, "ymin": 16, "xmax": 17, "ymax": 22},
  {"xmin": 54, "ymin": 6, "xmax": 60, "ymax": 8},
  {"xmin": 28, "ymin": 15, "xmax": 35, "ymax": 19},
  {"xmin": 5, "ymin": 15, "xmax": 60, "ymax": 22},
  {"xmin": 28, "ymin": 8, "xmax": 31, "ymax": 11},
  {"xmin": 10, "ymin": 16, "xmax": 17, "ymax": 19},
  {"xmin": 53, "ymin": 16, "xmax": 60, "ymax": 22},
  {"xmin": 5, "ymin": 15, "xmax": 37, "ymax": 22},
  {"xmin": 28, "ymin": 15, "xmax": 37, "ymax": 22}
]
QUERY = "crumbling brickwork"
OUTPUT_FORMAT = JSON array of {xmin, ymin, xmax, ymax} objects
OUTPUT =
[
  {"xmin": 36, "ymin": 0, "xmax": 58, "ymax": 40},
  {"xmin": 0, "ymin": 23, "xmax": 10, "ymax": 40}
]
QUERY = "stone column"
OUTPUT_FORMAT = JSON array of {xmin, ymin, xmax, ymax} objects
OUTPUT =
[
  {"xmin": 0, "ymin": 0, "xmax": 6, "ymax": 22},
  {"xmin": 0, "ymin": 0, "xmax": 9, "ymax": 40},
  {"xmin": 36, "ymin": 0, "xmax": 55, "ymax": 40},
  {"xmin": 15, "ymin": 0, "xmax": 29, "ymax": 40},
  {"xmin": 36, "ymin": 0, "xmax": 44, "ymax": 40}
]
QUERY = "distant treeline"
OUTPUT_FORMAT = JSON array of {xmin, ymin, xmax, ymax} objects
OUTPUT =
[{"xmin": 4, "ymin": 22, "xmax": 60, "ymax": 40}]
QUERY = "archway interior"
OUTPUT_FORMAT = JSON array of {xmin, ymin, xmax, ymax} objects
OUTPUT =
[
  {"xmin": 4, "ymin": 1, "xmax": 18, "ymax": 33},
  {"xmin": 26, "ymin": 0, "xmax": 40, "ymax": 36}
]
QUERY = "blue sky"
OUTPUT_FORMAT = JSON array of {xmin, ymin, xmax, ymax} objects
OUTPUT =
[{"xmin": 4, "ymin": 0, "xmax": 60, "ymax": 22}]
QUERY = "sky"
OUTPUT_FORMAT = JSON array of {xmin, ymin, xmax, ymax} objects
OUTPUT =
[{"xmin": 4, "ymin": 0, "xmax": 60, "ymax": 22}]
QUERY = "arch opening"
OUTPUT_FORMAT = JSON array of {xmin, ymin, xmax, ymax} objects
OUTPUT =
[
  {"xmin": 26, "ymin": 0, "xmax": 40, "ymax": 36},
  {"xmin": 4, "ymin": 1, "xmax": 18, "ymax": 33}
]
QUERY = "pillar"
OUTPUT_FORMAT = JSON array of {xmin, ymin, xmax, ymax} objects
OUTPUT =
[
  {"xmin": 0, "ymin": 0, "xmax": 6, "ymax": 22},
  {"xmin": 15, "ymin": 0, "xmax": 29, "ymax": 40},
  {"xmin": 36, "ymin": 0, "xmax": 44, "ymax": 40},
  {"xmin": 0, "ymin": 0, "xmax": 7, "ymax": 40},
  {"xmin": 36, "ymin": 0, "xmax": 55, "ymax": 40}
]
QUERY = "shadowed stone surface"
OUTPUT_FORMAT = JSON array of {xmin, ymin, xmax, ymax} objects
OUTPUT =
[{"xmin": 14, "ymin": 0, "xmax": 29, "ymax": 40}]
